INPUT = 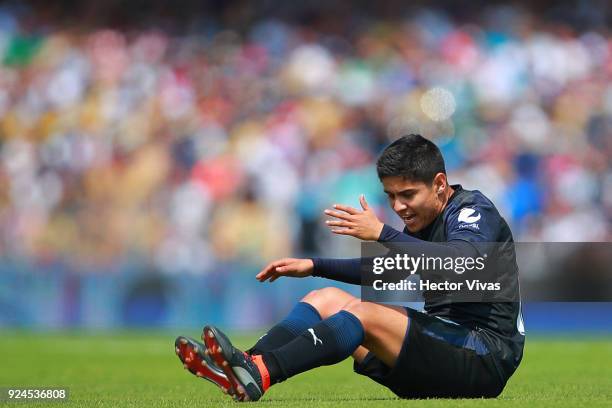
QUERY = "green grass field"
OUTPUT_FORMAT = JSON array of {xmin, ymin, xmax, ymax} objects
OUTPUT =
[{"xmin": 0, "ymin": 331, "xmax": 611, "ymax": 407}]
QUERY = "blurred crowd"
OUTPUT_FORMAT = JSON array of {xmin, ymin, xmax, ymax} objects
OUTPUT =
[{"xmin": 0, "ymin": 1, "xmax": 610, "ymax": 274}]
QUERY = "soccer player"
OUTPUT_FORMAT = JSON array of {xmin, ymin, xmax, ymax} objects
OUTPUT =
[{"xmin": 175, "ymin": 134, "xmax": 525, "ymax": 401}]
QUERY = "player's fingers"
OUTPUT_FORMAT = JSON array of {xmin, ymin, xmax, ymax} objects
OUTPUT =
[
  {"xmin": 267, "ymin": 259, "xmax": 290, "ymax": 273},
  {"xmin": 258, "ymin": 260, "xmax": 283, "ymax": 277},
  {"xmin": 256, "ymin": 270, "xmax": 271, "ymax": 281},
  {"xmin": 264, "ymin": 267, "xmax": 283, "ymax": 281},
  {"xmin": 256, "ymin": 265, "xmax": 273, "ymax": 279},
  {"xmin": 332, "ymin": 204, "xmax": 360, "ymax": 215},
  {"xmin": 359, "ymin": 194, "xmax": 369, "ymax": 210},
  {"xmin": 330, "ymin": 228, "xmax": 357, "ymax": 236},
  {"xmin": 257, "ymin": 264, "xmax": 277, "ymax": 279},
  {"xmin": 325, "ymin": 220, "xmax": 356, "ymax": 228},
  {"xmin": 271, "ymin": 268, "xmax": 284, "ymax": 279},
  {"xmin": 324, "ymin": 209, "xmax": 354, "ymax": 221}
]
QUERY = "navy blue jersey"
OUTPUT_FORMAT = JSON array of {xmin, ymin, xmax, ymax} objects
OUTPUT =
[{"xmin": 409, "ymin": 184, "xmax": 524, "ymax": 376}]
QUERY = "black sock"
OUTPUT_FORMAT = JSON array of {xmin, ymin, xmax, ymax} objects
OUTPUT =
[
  {"xmin": 261, "ymin": 311, "xmax": 364, "ymax": 384},
  {"xmin": 248, "ymin": 302, "xmax": 321, "ymax": 355}
]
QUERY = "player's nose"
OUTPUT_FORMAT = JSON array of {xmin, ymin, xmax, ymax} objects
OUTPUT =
[{"xmin": 392, "ymin": 199, "xmax": 407, "ymax": 212}]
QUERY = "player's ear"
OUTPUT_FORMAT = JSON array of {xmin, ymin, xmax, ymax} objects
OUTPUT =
[{"xmin": 432, "ymin": 173, "xmax": 447, "ymax": 195}]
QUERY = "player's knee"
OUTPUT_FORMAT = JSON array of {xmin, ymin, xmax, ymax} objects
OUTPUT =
[
  {"xmin": 301, "ymin": 287, "xmax": 353, "ymax": 319},
  {"xmin": 341, "ymin": 300, "xmax": 371, "ymax": 330}
]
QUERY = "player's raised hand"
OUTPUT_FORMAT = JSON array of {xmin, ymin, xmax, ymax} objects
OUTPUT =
[
  {"xmin": 324, "ymin": 194, "xmax": 384, "ymax": 241},
  {"xmin": 256, "ymin": 258, "xmax": 314, "ymax": 282}
]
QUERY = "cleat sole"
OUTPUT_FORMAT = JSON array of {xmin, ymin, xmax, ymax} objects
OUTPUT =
[
  {"xmin": 202, "ymin": 326, "xmax": 263, "ymax": 402},
  {"xmin": 174, "ymin": 336, "xmax": 233, "ymax": 396}
]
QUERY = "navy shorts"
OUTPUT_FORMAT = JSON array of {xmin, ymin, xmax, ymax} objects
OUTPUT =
[{"xmin": 354, "ymin": 307, "xmax": 507, "ymax": 399}]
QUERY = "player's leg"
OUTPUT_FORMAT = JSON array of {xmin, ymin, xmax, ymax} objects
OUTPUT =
[
  {"xmin": 258, "ymin": 300, "xmax": 407, "ymax": 383},
  {"xmin": 248, "ymin": 287, "xmax": 355, "ymax": 355},
  {"xmin": 250, "ymin": 286, "xmax": 388, "ymax": 371},
  {"xmin": 202, "ymin": 299, "xmax": 409, "ymax": 401},
  {"xmin": 352, "ymin": 344, "xmax": 370, "ymax": 364},
  {"xmin": 303, "ymin": 287, "xmax": 372, "ymax": 363},
  {"xmin": 341, "ymin": 300, "xmax": 408, "ymax": 367},
  {"xmin": 301, "ymin": 286, "xmax": 359, "ymax": 318},
  {"xmin": 186, "ymin": 287, "xmax": 358, "ymax": 399}
]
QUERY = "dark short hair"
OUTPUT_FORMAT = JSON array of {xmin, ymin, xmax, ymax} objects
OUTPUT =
[{"xmin": 376, "ymin": 134, "xmax": 446, "ymax": 184}]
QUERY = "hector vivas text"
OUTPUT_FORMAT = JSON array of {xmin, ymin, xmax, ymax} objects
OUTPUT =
[{"xmin": 370, "ymin": 252, "xmax": 501, "ymax": 292}]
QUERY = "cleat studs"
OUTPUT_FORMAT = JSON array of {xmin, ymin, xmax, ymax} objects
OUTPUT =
[
  {"xmin": 185, "ymin": 357, "xmax": 191, "ymax": 363},
  {"xmin": 175, "ymin": 347, "xmax": 180, "ymax": 354},
  {"xmin": 208, "ymin": 331, "xmax": 214, "ymax": 339},
  {"xmin": 204, "ymin": 349, "xmax": 209, "ymax": 356},
  {"xmin": 222, "ymin": 361, "xmax": 228, "ymax": 367},
  {"xmin": 217, "ymin": 346, "xmax": 223, "ymax": 354},
  {"xmin": 221, "ymin": 387, "xmax": 227, "ymax": 394},
  {"xmin": 192, "ymin": 345, "xmax": 198, "ymax": 353},
  {"xmin": 179, "ymin": 338, "xmax": 188, "ymax": 345},
  {"xmin": 183, "ymin": 363, "xmax": 188, "ymax": 370},
  {"xmin": 201, "ymin": 360, "xmax": 208, "ymax": 367},
  {"xmin": 196, "ymin": 371, "xmax": 203, "ymax": 377}
]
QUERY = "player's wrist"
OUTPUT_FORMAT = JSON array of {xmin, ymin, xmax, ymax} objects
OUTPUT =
[
  {"xmin": 373, "ymin": 221, "xmax": 385, "ymax": 241},
  {"xmin": 306, "ymin": 258, "xmax": 316, "ymax": 276},
  {"xmin": 305, "ymin": 259, "xmax": 314, "ymax": 275}
]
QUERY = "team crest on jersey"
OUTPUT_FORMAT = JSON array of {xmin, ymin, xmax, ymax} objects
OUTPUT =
[{"xmin": 458, "ymin": 207, "xmax": 481, "ymax": 229}]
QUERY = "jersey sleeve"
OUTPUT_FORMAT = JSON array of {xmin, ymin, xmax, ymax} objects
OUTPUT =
[{"xmin": 310, "ymin": 257, "xmax": 361, "ymax": 284}]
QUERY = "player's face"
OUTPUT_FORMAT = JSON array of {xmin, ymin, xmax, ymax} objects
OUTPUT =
[{"xmin": 381, "ymin": 175, "xmax": 446, "ymax": 233}]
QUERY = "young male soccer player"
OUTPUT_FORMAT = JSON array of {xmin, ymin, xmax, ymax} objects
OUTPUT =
[{"xmin": 175, "ymin": 134, "xmax": 525, "ymax": 401}]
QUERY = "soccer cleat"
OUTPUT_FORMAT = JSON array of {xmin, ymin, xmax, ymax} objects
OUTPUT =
[
  {"xmin": 174, "ymin": 336, "xmax": 234, "ymax": 396},
  {"xmin": 202, "ymin": 325, "xmax": 270, "ymax": 402}
]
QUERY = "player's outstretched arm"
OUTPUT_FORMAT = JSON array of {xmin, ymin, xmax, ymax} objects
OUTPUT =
[
  {"xmin": 324, "ymin": 194, "xmax": 384, "ymax": 241},
  {"xmin": 256, "ymin": 258, "xmax": 314, "ymax": 282}
]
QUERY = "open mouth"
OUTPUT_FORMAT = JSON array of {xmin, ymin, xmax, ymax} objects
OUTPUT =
[{"xmin": 402, "ymin": 214, "xmax": 416, "ymax": 223}]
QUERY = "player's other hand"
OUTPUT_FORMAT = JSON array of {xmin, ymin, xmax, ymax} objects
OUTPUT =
[
  {"xmin": 324, "ymin": 194, "xmax": 384, "ymax": 241},
  {"xmin": 256, "ymin": 258, "xmax": 314, "ymax": 282}
]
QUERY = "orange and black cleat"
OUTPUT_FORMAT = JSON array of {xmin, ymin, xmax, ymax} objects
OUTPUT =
[
  {"xmin": 202, "ymin": 325, "xmax": 271, "ymax": 402},
  {"xmin": 174, "ymin": 336, "xmax": 235, "ymax": 397}
]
